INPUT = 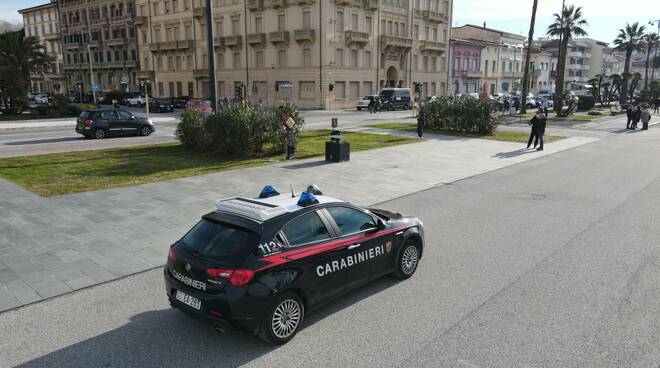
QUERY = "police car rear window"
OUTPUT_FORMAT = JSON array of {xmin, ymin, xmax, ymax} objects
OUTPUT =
[
  {"xmin": 282, "ymin": 212, "xmax": 331, "ymax": 246},
  {"xmin": 181, "ymin": 219, "xmax": 259, "ymax": 259}
]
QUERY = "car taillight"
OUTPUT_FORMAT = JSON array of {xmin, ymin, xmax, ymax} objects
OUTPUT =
[
  {"xmin": 168, "ymin": 249, "xmax": 176, "ymax": 262},
  {"xmin": 83, "ymin": 119, "xmax": 93, "ymax": 126},
  {"xmin": 206, "ymin": 269, "xmax": 255, "ymax": 287}
]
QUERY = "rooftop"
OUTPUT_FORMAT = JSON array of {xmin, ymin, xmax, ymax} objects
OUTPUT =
[{"xmin": 215, "ymin": 193, "xmax": 344, "ymax": 222}]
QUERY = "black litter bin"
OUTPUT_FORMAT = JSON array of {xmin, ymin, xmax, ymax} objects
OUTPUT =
[{"xmin": 325, "ymin": 141, "xmax": 350, "ymax": 162}]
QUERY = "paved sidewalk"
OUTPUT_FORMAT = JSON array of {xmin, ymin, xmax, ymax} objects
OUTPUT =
[{"xmin": 0, "ymin": 132, "xmax": 597, "ymax": 312}]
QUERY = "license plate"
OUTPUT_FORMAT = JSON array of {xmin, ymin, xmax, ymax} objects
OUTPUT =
[{"xmin": 175, "ymin": 290, "xmax": 202, "ymax": 310}]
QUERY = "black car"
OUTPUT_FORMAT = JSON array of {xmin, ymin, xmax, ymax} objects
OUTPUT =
[
  {"xmin": 379, "ymin": 88, "xmax": 412, "ymax": 111},
  {"xmin": 149, "ymin": 98, "xmax": 174, "ymax": 113},
  {"xmin": 164, "ymin": 186, "xmax": 424, "ymax": 344},
  {"xmin": 75, "ymin": 109, "xmax": 155, "ymax": 139},
  {"xmin": 171, "ymin": 96, "xmax": 190, "ymax": 109}
]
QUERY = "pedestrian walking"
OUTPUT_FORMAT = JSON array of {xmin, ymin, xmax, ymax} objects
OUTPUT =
[
  {"xmin": 502, "ymin": 99, "xmax": 510, "ymax": 114},
  {"xmin": 631, "ymin": 105, "xmax": 642, "ymax": 130},
  {"xmin": 653, "ymin": 98, "xmax": 660, "ymax": 114},
  {"xmin": 513, "ymin": 98, "xmax": 521, "ymax": 113},
  {"xmin": 626, "ymin": 105, "xmax": 634, "ymax": 129},
  {"xmin": 527, "ymin": 111, "xmax": 540, "ymax": 149},
  {"xmin": 641, "ymin": 104, "xmax": 651, "ymax": 130},
  {"xmin": 368, "ymin": 97, "xmax": 377, "ymax": 113},
  {"xmin": 536, "ymin": 110, "xmax": 547, "ymax": 151}
]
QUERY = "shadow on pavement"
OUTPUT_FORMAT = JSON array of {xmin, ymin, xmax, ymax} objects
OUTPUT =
[
  {"xmin": 493, "ymin": 148, "xmax": 538, "ymax": 159},
  {"xmin": 282, "ymin": 160, "xmax": 333, "ymax": 170},
  {"xmin": 17, "ymin": 276, "xmax": 399, "ymax": 368},
  {"xmin": 5, "ymin": 137, "xmax": 83, "ymax": 145}
]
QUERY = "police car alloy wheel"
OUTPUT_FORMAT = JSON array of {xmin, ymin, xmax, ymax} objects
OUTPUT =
[
  {"xmin": 393, "ymin": 240, "xmax": 420, "ymax": 279},
  {"xmin": 261, "ymin": 292, "xmax": 305, "ymax": 345}
]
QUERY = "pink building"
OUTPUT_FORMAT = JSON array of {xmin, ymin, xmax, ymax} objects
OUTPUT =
[{"xmin": 449, "ymin": 39, "xmax": 485, "ymax": 95}]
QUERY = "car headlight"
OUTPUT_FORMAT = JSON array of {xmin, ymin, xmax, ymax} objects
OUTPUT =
[{"xmin": 148, "ymin": 119, "xmax": 153, "ymax": 124}]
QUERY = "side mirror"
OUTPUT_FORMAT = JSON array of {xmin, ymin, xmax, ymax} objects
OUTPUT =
[{"xmin": 376, "ymin": 218, "xmax": 386, "ymax": 230}]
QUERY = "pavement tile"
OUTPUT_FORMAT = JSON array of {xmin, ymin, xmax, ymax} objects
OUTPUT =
[
  {"xmin": 29, "ymin": 280, "xmax": 72, "ymax": 299},
  {"xmin": 5, "ymin": 278, "xmax": 42, "ymax": 305},
  {"xmin": 64, "ymin": 275, "xmax": 97, "ymax": 290},
  {"xmin": 81, "ymin": 267, "xmax": 116, "ymax": 283}
]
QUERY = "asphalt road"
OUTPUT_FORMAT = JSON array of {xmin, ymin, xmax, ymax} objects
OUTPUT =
[
  {"xmin": 0, "ymin": 108, "xmax": 413, "ymax": 158},
  {"xmin": 1, "ymin": 121, "xmax": 659, "ymax": 367}
]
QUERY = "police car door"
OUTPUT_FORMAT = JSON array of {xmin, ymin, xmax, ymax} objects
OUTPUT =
[
  {"xmin": 280, "ymin": 210, "xmax": 349, "ymax": 303},
  {"xmin": 323, "ymin": 206, "xmax": 394, "ymax": 286}
]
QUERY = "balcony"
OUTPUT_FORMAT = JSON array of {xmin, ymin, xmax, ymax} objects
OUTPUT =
[
  {"xmin": 177, "ymin": 40, "xmax": 194, "ymax": 49},
  {"xmin": 296, "ymin": 0, "xmax": 315, "ymax": 4},
  {"xmin": 222, "ymin": 35, "xmax": 243, "ymax": 48},
  {"xmin": 567, "ymin": 64, "xmax": 590, "ymax": 71},
  {"xmin": 267, "ymin": 0, "xmax": 287, "ymax": 8},
  {"xmin": 138, "ymin": 70, "xmax": 155, "ymax": 80},
  {"xmin": 528, "ymin": 68, "xmax": 542, "ymax": 76},
  {"xmin": 64, "ymin": 42, "xmax": 81, "ymax": 49},
  {"xmin": 422, "ymin": 10, "xmax": 448, "ymax": 23},
  {"xmin": 568, "ymin": 51, "xmax": 591, "ymax": 59},
  {"xmin": 193, "ymin": 69, "xmax": 209, "ymax": 79},
  {"xmin": 110, "ymin": 15, "xmax": 131, "ymax": 24},
  {"xmin": 134, "ymin": 16, "xmax": 147, "ymax": 26},
  {"xmin": 44, "ymin": 33, "xmax": 60, "ymax": 41},
  {"xmin": 420, "ymin": 40, "xmax": 446, "ymax": 53},
  {"xmin": 269, "ymin": 31, "xmax": 289, "ymax": 45},
  {"xmin": 62, "ymin": 63, "xmax": 81, "ymax": 70},
  {"xmin": 247, "ymin": 33, "xmax": 267, "ymax": 45},
  {"xmin": 105, "ymin": 61, "xmax": 135, "ymax": 68},
  {"xmin": 381, "ymin": 35, "xmax": 413, "ymax": 50},
  {"xmin": 88, "ymin": 18, "xmax": 107, "ymax": 26},
  {"xmin": 460, "ymin": 70, "xmax": 482, "ymax": 78},
  {"xmin": 149, "ymin": 41, "xmax": 178, "ymax": 51},
  {"xmin": 364, "ymin": 0, "xmax": 378, "ymax": 10},
  {"xmin": 106, "ymin": 38, "xmax": 126, "ymax": 46},
  {"xmin": 88, "ymin": 40, "xmax": 100, "ymax": 48},
  {"xmin": 247, "ymin": 0, "xmax": 264, "ymax": 10},
  {"xmin": 335, "ymin": 0, "xmax": 351, "ymax": 5},
  {"xmin": 294, "ymin": 29, "xmax": 315, "ymax": 43},
  {"xmin": 568, "ymin": 76, "xmax": 589, "ymax": 83},
  {"xmin": 345, "ymin": 30, "xmax": 370, "ymax": 45},
  {"xmin": 193, "ymin": 6, "xmax": 206, "ymax": 18}
]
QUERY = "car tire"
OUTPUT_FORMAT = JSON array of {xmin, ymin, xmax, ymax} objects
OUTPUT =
[
  {"xmin": 259, "ymin": 291, "xmax": 305, "ymax": 345},
  {"xmin": 357, "ymin": 107, "xmax": 362, "ymax": 111},
  {"xmin": 93, "ymin": 128, "xmax": 107, "ymax": 139},
  {"xmin": 403, "ymin": 104, "xmax": 409, "ymax": 110},
  {"xmin": 137, "ymin": 102, "xmax": 143, "ymax": 108},
  {"xmin": 139, "ymin": 126, "xmax": 152, "ymax": 136},
  {"xmin": 392, "ymin": 239, "xmax": 420, "ymax": 280}
]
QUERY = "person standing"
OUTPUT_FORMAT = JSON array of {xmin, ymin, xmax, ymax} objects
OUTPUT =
[
  {"xmin": 542, "ymin": 98, "xmax": 550, "ymax": 117},
  {"xmin": 641, "ymin": 105, "xmax": 651, "ymax": 130},
  {"xmin": 527, "ymin": 110, "xmax": 541, "ymax": 149},
  {"xmin": 631, "ymin": 105, "xmax": 642, "ymax": 130},
  {"xmin": 502, "ymin": 98, "xmax": 510, "ymax": 114},
  {"xmin": 654, "ymin": 97, "xmax": 660, "ymax": 114},
  {"xmin": 513, "ymin": 98, "xmax": 521, "ymax": 113},
  {"xmin": 367, "ymin": 97, "xmax": 376, "ymax": 114},
  {"xmin": 626, "ymin": 105, "xmax": 634, "ymax": 129},
  {"xmin": 536, "ymin": 110, "xmax": 547, "ymax": 151}
]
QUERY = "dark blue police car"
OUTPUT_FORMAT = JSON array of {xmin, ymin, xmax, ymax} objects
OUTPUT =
[{"xmin": 164, "ymin": 185, "xmax": 424, "ymax": 344}]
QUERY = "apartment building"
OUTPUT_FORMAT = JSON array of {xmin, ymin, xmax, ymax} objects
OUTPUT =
[
  {"xmin": 134, "ymin": 0, "xmax": 452, "ymax": 109},
  {"xmin": 451, "ymin": 24, "xmax": 526, "ymax": 95},
  {"xmin": 58, "ymin": 0, "xmax": 140, "ymax": 95},
  {"xmin": 527, "ymin": 49, "xmax": 556, "ymax": 96},
  {"xmin": 448, "ymin": 38, "xmax": 484, "ymax": 95},
  {"xmin": 18, "ymin": 1, "xmax": 66, "ymax": 94}
]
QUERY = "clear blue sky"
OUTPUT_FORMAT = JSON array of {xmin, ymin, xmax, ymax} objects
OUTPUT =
[{"xmin": 2, "ymin": 0, "xmax": 658, "ymax": 45}]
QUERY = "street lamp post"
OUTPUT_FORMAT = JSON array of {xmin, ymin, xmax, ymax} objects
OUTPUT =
[{"xmin": 205, "ymin": 0, "xmax": 218, "ymax": 112}]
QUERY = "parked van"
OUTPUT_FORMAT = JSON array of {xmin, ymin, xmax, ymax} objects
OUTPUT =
[{"xmin": 379, "ymin": 88, "xmax": 412, "ymax": 111}]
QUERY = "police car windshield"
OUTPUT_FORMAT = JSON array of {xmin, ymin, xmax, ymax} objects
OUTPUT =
[{"xmin": 181, "ymin": 219, "xmax": 259, "ymax": 259}]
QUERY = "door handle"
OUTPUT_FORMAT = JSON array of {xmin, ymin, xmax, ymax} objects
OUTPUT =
[{"xmin": 347, "ymin": 243, "xmax": 361, "ymax": 250}]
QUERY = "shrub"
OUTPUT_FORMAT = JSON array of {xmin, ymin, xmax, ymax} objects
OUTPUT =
[
  {"xmin": 79, "ymin": 103, "xmax": 97, "ymax": 111},
  {"xmin": 176, "ymin": 103, "xmax": 305, "ymax": 157},
  {"xmin": 423, "ymin": 96, "xmax": 497, "ymax": 135},
  {"xmin": 577, "ymin": 95, "xmax": 595, "ymax": 111}
]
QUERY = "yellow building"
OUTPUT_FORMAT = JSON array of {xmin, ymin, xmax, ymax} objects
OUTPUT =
[{"xmin": 134, "ymin": 0, "xmax": 452, "ymax": 109}]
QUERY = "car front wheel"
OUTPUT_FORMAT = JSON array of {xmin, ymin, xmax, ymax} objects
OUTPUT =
[
  {"xmin": 260, "ymin": 291, "xmax": 304, "ymax": 345},
  {"xmin": 139, "ymin": 126, "xmax": 152, "ymax": 136},
  {"xmin": 392, "ymin": 239, "xmax": 420, "ymax": 279}
]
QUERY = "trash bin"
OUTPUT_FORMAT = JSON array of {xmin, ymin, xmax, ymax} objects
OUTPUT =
[{"xmin": 325, "ymin": 130, "xmax": 350, "ymax": 162}]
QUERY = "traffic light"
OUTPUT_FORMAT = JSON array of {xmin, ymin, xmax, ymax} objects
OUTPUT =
[
  {"xmin": 141, "ymin": 82, "xmax": 152, "ymax": 95},
  {"xmin": 234, "ymin": 83, "xmax": 245, "ymax": 100}
]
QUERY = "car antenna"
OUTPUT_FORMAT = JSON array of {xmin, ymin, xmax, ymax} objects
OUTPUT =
[{"xmin": 290, "ymin": 184, "xmax": 295, "ymax": 198}]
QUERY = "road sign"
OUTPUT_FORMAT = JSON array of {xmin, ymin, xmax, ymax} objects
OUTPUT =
[
  {"xmin": 501, "ymin": 82, "xmax": 509, "ymax": 91},
  {"xmin": 92, "ymin": 83, "xmax": 101, "ymax": 92}
]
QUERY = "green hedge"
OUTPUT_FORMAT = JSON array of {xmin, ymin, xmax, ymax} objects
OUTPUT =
[
  {"xmin": 176, "ymin": 103, "xmax": 304, "ymax": 157},
  {"xmin": 423, "ymin": 96, "xmax": 498, "ymax": 135},
  {"xmin": 577, "ymin": 95, "xmax": 595, "ymax": 111}
]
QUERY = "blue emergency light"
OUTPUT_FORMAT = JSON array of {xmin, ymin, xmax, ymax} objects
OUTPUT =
[
  {"xmin": 258, "ymin": 185, "xmax": 280, "ymax": 198},
  {"xmin": 297, "ymin": 191, "xmax": 319, "ymax": 207}
]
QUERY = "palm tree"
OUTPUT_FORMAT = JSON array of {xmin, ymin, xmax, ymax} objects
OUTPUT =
[
  {"xmin": 613, "ymin": 22, "xmax": 646, "ymax": 103},
  {"xmin": 546, "ymin": 5, "xmax": 588, "ymax": 114},
  {"xmin": 628, "ymin": 72, "xmax": 643, "ymax": 100},
  {"xmin": 520, "ymin": 0, "xmax": 539, "ymax": 114},
  {"xmin": 0, "ymin": 29, "xmax": 53, "ymax": 115},
  {"xmin": 643, "ymin": 32, "xmax": 659, "ymax": 90}
]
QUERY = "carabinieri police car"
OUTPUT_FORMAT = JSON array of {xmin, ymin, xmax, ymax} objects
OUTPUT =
[{"xmin": 164, "ymin": 185, "xmax": 424, "ymax": 344}]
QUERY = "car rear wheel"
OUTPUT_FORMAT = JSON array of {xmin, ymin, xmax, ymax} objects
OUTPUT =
[
  {"xmin": 392, "ymin": 239, "xmax": 420, "ymax": 279},
  {"xmin": 137, "ymin": 102, "xmax": 143, "ymax": 108},
  {"xmin": 93, "ymin": 128, "xmax": 107, "ymax": 139},
  {"xmin": 260, "ymin": 291, "xmax": 304, "ymax": 345},
  {"xmin": 357, "ymin": 107, "xmax": 362, "ymax": 111},
  {"xmin": 139, "ymin": 126, "xmax": 152, "ymax": 136}
]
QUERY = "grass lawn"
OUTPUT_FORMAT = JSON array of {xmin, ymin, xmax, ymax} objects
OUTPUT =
[
  {"xmin": 558, "ymin": 114, "xmax": 601, "ymax": 121},
  {"xmin": 365, "ymin": 122, "xmax": 566, "ymax": 144},
  {"xmin": 0, "ymin": 130, "xmax": 416, "ymax": 197}
]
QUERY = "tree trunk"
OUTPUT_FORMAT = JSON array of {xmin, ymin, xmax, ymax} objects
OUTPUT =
[
  {"xmin": 621, "ymin": 49, "xmax": 632, "ymax": 103},
  {"xmin": 554, "ymin": 34, "xmax": 569, "ymax": 114},
  {"xmin": 520, "ymin": 0, "xmax": 539, "ymax": 114},
  {"xmin": 644, "ymin": 43, "xmax": 652, "ymax": 90}
]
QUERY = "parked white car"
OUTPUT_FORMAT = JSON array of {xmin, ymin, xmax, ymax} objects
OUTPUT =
[
  {"xmin": 127, "ymin": 95, "xmax": 147, "ymax": 107},
  {"xmin": 34, "ymin": 94, "xmax": 49, "ymax": 104},
  {"xmin": 356, "ymin": 95, "xmax": 378, "ymax": 111}
]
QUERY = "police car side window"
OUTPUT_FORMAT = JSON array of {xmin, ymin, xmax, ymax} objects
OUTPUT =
[
  {"xmin": 281, "ymin": 212, "xmax": 331, "ymax": 247},
  {"xmin": 326, "ymin": 207, "xmax": 376, "ymax": 236}
]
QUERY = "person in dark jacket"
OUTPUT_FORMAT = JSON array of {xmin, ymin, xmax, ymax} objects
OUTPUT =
[
  {"xmin": 654, "ymin": 98, "xmax": 660, "ymax": 114},
  {"xmin": 527, "ymin": 112, "xmax": 540, "ymax": 149},
  {"xmin": 626, "ymin": 105, "xmax": 634, "ymax": 129},
  {"xmin": 631, "ymin": 105, "xmax": 642, "ymax": 130},
  {"xmin": 513, "ymin": 98, "xmax": 521, "ymax": 112},
  {"xmin": 536, "ymin": 110, "xmax": 547, "ymax": 151}
]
